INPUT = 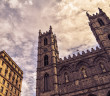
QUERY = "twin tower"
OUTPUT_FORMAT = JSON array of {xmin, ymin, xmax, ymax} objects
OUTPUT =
[{"xmin": 36, "ymin": 8, "xmax": 110, "ymax": 96}]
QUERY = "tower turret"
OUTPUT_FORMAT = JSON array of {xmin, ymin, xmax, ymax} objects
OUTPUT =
[
  {"xmin": 36, "ymin": 26, "xmax": 59, "ymax": 96},
  {"xmin": 87, "ymin": 8, "xmax": 110, "ymax": 57}
]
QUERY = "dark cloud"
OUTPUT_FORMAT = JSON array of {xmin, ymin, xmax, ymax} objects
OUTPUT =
[
  {"xmin": 0, "ymin": 0, "xmax": 22, "ymax": 22},
  {"xmin": 0, "ymin": 0, "xmax": 110, "ymax": 96}
]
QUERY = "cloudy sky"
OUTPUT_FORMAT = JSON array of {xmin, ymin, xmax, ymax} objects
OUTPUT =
[{"xmin": 0, "ymin": 0, "xmax": 110, "ymax": 96}]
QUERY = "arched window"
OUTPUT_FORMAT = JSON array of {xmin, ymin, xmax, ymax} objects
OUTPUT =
[
  {"xmin": 98, "ymin": 18, "xmax": 105, "ymax": 26},
  {"xmin": 44, "ymin": 73, "xmax": 49, "ymax": 91},
  {"xmin": 44, "ymin": 55, "xmax": 48, "ymax": 66},
  {"xmin": 108, "ymin": 34, "xmax": 110, "ymax": 40},
  {"xmin": 64, "ymin": 72, "xmax": 69, "ymax": 83},
  {"xmin": 107, "ymin": 90, "xmax": 110, "ymax": 96},
  {"xmin": 81, "ymin": 67, "xmax": 87, "ymax": 78},
  {"xmin": 100, "ymin": 62, "xmax": 106, "ymax": 72},
  {"xmin": 44, "ymin": 38, "xmax": 48, "ymax": 45},
  {"xmin": 88, "ymin": 94, "xmax": 97, "ymax": 96}
]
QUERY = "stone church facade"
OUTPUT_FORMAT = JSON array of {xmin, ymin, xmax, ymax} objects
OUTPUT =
[{"xmin": 36, "ymin": 8, "xmax": 110, "ymax": 96}]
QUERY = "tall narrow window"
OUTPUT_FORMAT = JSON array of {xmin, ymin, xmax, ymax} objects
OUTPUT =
[
  {"xmin": 2, "ymin": 79, "xmax": 5, "ymax": 85},
  {"xmin": 88, "ymin": 94, "xmax": 97, "ymax": 96},
  {"xmin": 1, "ymin": 86, "xmax": 3, "ymax": 93},
  {"xmin": 64, "ymin": 72, "xmax": 69, "ymax": 83},
  {"xmin": 107, "ymin": 90, "xmax": 110, "ymax": 96},
  {"xmin": 19, "ymin": 84, "xmax": 20, "ymax": 89},
  {"xmin": 108, "ymin": 34, "xmax": 110, "ymax": 40},
  {"xmin": 0, "ymin": 68, "xmax": 2, "ymax": 73},
  {"xmin": 5, "ymin": 90, "xmax": 8, "ymax": 96},
  {"xmin": 7, "ymin": 83, "xmax": 9, "ymax": 88},
  {"xmin": 98, "ymin": 18, "xmax": 105, "ymax": 26},
  {"xmin": 9, "ymin": 93, "xmax": 12, "ymax": 96},
  {"xmin": 2, "ymin": 61, "xmax": 4, "ymax": 65},
  {"xmin": 44, "ymin": 73, "xmax": 49, "ymax": 91},
  {"xmin": 81, "ymin": 67, "xmax": 87, "ymax": 78},
  {"xmin": 44, "ymin": 55, "xmax": 48, "ymax": 66},
  {"xmin": 44, "ymin": 38, "xmax": 48, "ymax": 45},
  {"xmin": 100, "ymin": 63, "xmax": 106, "ymax": 72}
]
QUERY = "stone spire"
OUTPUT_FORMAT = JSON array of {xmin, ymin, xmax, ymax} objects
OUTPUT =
[
  {"xmin": 86, "ymin": 11, "xmax": 91, "ymax": 19},
  {"xmin": 98, "ymin": 7, "xmax": 104, "ymax": 13},
  {"xmin": 39, "ymin": 29, "xmax": 42, "ymax": 36},
  {"xmin": 49, "ymin": 25, "xmax": 52, "ymax": 33}
]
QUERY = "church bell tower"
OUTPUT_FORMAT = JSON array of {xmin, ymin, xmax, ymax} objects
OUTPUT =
[
  {"xmin": 87, "ymin": 8, "xmax": 110, "ymax": 57},
  {"xmin": 36, "ymin": 26, "xmax": 59, "ymax": 96}
]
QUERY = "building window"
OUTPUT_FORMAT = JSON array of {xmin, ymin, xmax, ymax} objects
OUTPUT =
[
  {"xmin": 12, "ymin": 76, "xmax": 15, "ymax": 83},
  {"xmin": 2, "ymin": 61, "xmax": 4, "ymax": 65},
  {"xmin": 16, "ymin": 80, "xmax": 18, "ymax": 85},
  {"xmin": 81, "ymin": 67, "xmax": 87, "ymax": 78},
  {"xmin": 17, "ymin": 75, "xmax": 18, "ymax": 79},
  {"xmin": 64, "ymin": 72, "xmax": 69, "ymax": 83},
  {"xmin": 107, "ymin": 90, "xmax": 110, "ymax": 96},
  {"xmin": 9, "ymin": 93, "xmax": 12, "ymax": 96},
  {"xmin": 5, "ymin": 90, "xmax": 8, "ymax": 96},
  {"xmin": 14, "ymin": 89, "xmax": 16, "ymax": 94},
  {"xmin": 98, "ymin": 18, "xmax": 105, "ymax": 26},
  {"xmin": 2, "ymin": 79, "xmax": 5, "ymax": 85},
  {"xmin": 19, "ymin": 84, "xmax": 20, "ymax": 89},
  {"xmin": 108, "ymin": 34, "xmax": 110, "ymax": 40},
  {"xmin": 0, "ymin": 68, "xmax": 2, "ymax": 73},
  {"xmin": 44, "ymin": 73, "xmax": 49, "ymax": 91},
  {"xmin": 7, "ymin": 83, "xmax": 9, "ymax": 88},
  {"xmin": 0, "ymin": 86, "xmax": 3, "ymax": 93},
  {"xmin": 20, "ymin": 78, "xmax": 22, "ymax": 82},
  {"xmin": 10, "ymin": 86, "xmax": 13, "ymax": 91},
  {"xmin": 6, "ymin": 65, "xmax": 8, "ymax": 69},
  {"xmin": 100, "ymin": 63, "xmax": 106, "ymax": 72},
  {"xmin": 44, "ymin": 55, "xmax": 48, "ymax": 66},
  {"xmin": 44, "ymin": 38, "xmax": 48, "ymax": 45},
  {"xmin": 9, "ymin": 72, "xmax": 11, "ymax": 80},
  {"xmin": 88, "ymin": 94, "xmax": 97, "ymax": 96},
  {"xmin": 18, "ymin": 92, "xmax": 20, "ymax": 96},
  {"xmin": 5, "ymin": 69, "xmax": 8, "ymax": 76}
]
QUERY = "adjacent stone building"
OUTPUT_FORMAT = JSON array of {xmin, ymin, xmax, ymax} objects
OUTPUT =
[
  {"xmin": 36, "ymin": 8, "xmax": 110, "ymax": 96},
  {"xmin": 0, "ymin": 51, "xmax": 23, "ymax": 96}
]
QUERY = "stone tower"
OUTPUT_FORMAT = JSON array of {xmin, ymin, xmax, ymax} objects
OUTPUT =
[
  {"xmin": 87, "ymin": 8, "xmax": 110, "ymax": 57},
  {"xmin": 37, "ymin": 8, "xmax": 110, "ymax": 96},
  {"xmin": 36, "ymin": 26, "xmax": 59, "ymax": 96}
]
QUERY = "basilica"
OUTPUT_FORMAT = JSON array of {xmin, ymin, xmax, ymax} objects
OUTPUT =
[{"xmin": 36, "ymin": 8, "xmax": 110, "ymax": 96}]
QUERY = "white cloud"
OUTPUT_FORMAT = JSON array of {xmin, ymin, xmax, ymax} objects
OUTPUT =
[{"xmin": 8, "ymin": 0, "xmax": 22, "ymax": 8}]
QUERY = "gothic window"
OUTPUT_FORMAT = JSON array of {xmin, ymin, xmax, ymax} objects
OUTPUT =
[
  {"xmin": 108, "ymin": 34, "xmax": 110, "ymax": 40},
  {"xmin": 88, "ymin": 94, "xmax": 97, "ymax": 96},
  {"xmin": 100, "ymin": 63, "xmax": 106, "ymax": 72},
  {"xmin": 44, "ymin": 73, "xmax": 49, "ymax": 91},
  {"xmin": 64, "ymin": 72, "xmax": 69, "ymax": 83},
  {"xmin": 107, "ymin": 90, "xmax": 110, "ymax": 96},
  {"xmin": 44, "ymin": 38, "xmax": 48, "ymax": 45},
  {"xmin": 81, "ymin": 67, "xmax": 87, "ymax": 78},
  {"xmin": 98, "ymin": 18, "xmax": 105, "ymax": 26},
  {"xmin": 44, "ymin": 55, "xmax": 48, "ymax": 66}
]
